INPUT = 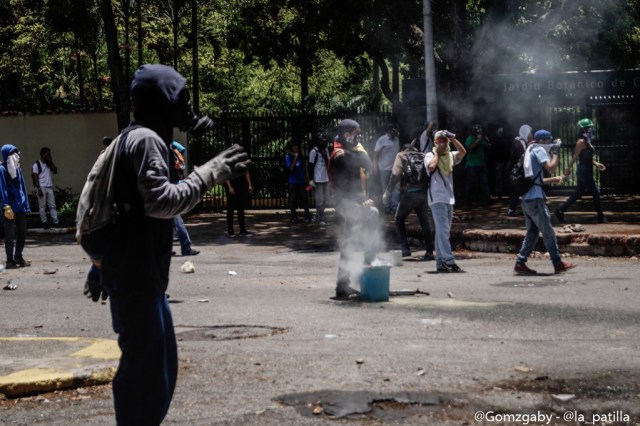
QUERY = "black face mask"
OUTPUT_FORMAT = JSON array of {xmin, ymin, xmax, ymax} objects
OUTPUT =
[{"xmin": 172, "ymin": 89, "xmax": 214, "ymax": 139}]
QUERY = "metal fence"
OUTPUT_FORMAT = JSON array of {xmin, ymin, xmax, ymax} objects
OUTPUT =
[
  {"xmin": 190, "ymin": 108, "xmax": 393, "ymax": 211},
  {"xmin": 188, "ymin": 100, "xmax": 638, "ymax": 212}
]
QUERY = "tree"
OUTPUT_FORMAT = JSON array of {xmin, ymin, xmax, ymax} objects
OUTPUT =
[{"xmin": 99, "ymin": 0, "xmax": 130, "ymax": 131}]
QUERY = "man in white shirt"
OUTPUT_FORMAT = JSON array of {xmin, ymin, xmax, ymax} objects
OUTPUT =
[
  {"xmin": 373, "ymin": 123, "xmax": 400, "ymax": 214},
  {"xmin": 31, "ymin": 147, "xmax": 58, "ymax": 228},
  {"xmin": 308, "ymin": 132, "xmax": 330, "ymax": 225},
  {"xmin": 425, "ymin": 130, "xmax": 466, "ymax": 272}
]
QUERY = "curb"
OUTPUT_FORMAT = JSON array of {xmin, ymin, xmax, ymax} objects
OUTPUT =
[{"xmin": 0, "ymin": 337, "xmax": 119, "ymax": 398}]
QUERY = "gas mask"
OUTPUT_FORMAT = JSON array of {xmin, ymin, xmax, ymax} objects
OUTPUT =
[
  {"xmin": 131, "ymin": 64, "xmax": 214, "ymax": 140},
  {"xmin": 171, "ymin": 89, "xmax": 214, "ymax": 139},
  {"xmin": 7, "ymin": 152, "xmax": 20, "ymax": 179}
]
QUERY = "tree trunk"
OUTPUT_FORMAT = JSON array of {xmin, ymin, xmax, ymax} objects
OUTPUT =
[
  {"xmin": 137, "ymin": 0, "xmax": 143, "ymax": 67},
  {"xmin": 100, "ymin": 0, "xmax": 130, "ymax": 131},
  {"xmin": 74, "ymin": 32, "xmax": 85, "ymax": 106}
]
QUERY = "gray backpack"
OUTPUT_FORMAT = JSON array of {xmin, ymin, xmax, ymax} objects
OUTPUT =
[{"xmin": 75, "ymin": 128, "xmax": 133, "ymax": 261}]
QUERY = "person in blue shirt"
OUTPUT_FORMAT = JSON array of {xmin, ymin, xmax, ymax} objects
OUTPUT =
[
  {"xmin": 286, "ymin": 143, "xmax": 311, "ymax": 223},
  {"xmin": 514, "ymin": 130, "xmax": 577, "ymax": 275},
  {"xmin": 0, "ymin": 144, "xmax": 31, "ymax": 268}
]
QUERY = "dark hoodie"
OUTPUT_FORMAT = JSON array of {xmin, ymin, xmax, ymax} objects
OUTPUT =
[
  {"xmin": 0, "ymin": 144, "xmax": 30, "ymax": 213},
  {"xmin": 100, "ymin": 65, "xmax": 209, "ymax": 299}
]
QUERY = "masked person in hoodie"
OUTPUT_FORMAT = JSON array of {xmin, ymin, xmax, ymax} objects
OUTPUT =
[
  {"xmin": 0, "ymin": 145, "xmax": 31, "ymax": 269},
  {"xmin": 84, "ymin": 64, "xmax": 250, "ymax": 425},
  {"xmin": 329, "ymin": 119, "xmax": 380, "ymax": 299}
]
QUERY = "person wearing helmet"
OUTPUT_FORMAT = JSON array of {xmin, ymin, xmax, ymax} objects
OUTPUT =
[
  {"xmin": 329, "ymin": 118, "xmax": 380, "ymax": 299},
  {"xmin": 554, "ymin": 118, "xmax": 607, "ymax": 224},
  {"xmin": 85, "ymin": 64, "xmax": 250, "ymax": 424},
  {"xmin": 513, "ymin": 130, "xmax": 576, "ymax": 275},
  {"xmin": 308, "ymin": 131, "xmax": 330, "ymax": 225}
]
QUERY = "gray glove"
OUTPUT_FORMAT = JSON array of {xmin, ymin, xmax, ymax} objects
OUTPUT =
[
  {"xmin": 194, "ymin": 144, "xmax": 251, "ymax": 187},
  {"xmin": 83, "ymin": 278, "xmax": 108, "ymax": 302}
]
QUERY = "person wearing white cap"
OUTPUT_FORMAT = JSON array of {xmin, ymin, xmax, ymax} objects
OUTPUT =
[
  {"xmin": 425, "ymin": 130, "xmax": 466, "ymax": 272},
  {"xmin": 514, "ymin": 130, "xmax": 576, "ymax": 275}
]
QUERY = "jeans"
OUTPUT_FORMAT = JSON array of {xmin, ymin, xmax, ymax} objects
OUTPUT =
[
  {"xmin": 379, "ymin": 169, "xmax": 399, "ymax": 212},
  {"xmin": 3, "ymin": 212, "xmax": 27, "ymax": 261},
  {"xmin": 558, "ymin": 172, "xmax": 603, "ymax": 220},
  {"xmin": 37, "ymin": 186, "xmax": 58, "ymax": 224},
  {"xmin": 465, "ymin": 166, "xmax": 491, "ymax": 205},
  {"xmin": 395, "ymin": 190, "xmax": 433, "ymax": 254},
  {"xmin": 108, "ymin": 292, "xmax": 178, "ymax": 425},
  {"xmin": 517, "ymin": 198, "xmax": 561, "ymax": 265},
  {"xmin": 173, "ymin": 215, "xmax": 192, "ymax": 255},
  {"xmin": 313, "ymin": 182, "xmax": 329, "ymax": 221},
  {"xmin": 430, "ymin": 203, "xmax": 455, "ymax": 267}
]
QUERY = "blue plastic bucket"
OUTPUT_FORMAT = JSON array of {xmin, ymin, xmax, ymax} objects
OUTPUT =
[{"xmin": 359, "ymin": 265, "xmax": 390, "ymax": 302}]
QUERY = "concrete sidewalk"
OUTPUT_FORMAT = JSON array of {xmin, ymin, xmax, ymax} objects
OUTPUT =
[{"xmin": 447, "ymin": 195, "xmax": 640, "ymax": 257}]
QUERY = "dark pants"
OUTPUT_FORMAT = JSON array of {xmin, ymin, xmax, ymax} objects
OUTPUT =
[
  {"xmin": 227, "ymin": 192, "xmax": 247, "ymax": 234},
  {"xmin": 558, "ymin": 173, "xmax": 603, "ymax": 220},
  {"xmin": 3, "ymin": 211, "xmax": 27, "ymax": 261},
  {"xmin": 465, "ymin": 166, "xmax": 491, "ymax": 205},
  {"xmin": 108, "ymin": 292, "xmax": 178, "ymax": 426},
  {"xmin": 288, "ymin": 183, "xmax": 310, "ymax": 220},
  {"xmin": 395, "ymin": 190, "xmax": 434, "ymax": 255}
]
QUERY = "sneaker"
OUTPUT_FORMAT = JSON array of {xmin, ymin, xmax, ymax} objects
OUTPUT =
[
  {"xmin": 15, "ymin": 258, "xmax": 31, "ymax": 267},
  {"xmin": 401, "ymin": 250, "xmax": 411, "ymax": 257},
  {"xmin": 597, "ymin": 216, "xmax": 608, "ymax": 224},
  {"xmin": 239, "ymin": 231, "xmax": 254, "ymax": 237},
  {"xmin": 43, "ymin": 222, "xmax": 51, "ymax": 229},
  {"xmin": 318, "ymin": 221, "xmax": 327, "ymax": 226},
  {"xmin": 334, "ymin": 285, "xmax": 360, "ymax": 300},
  {"xmin": 437, "ymin": 263, "xmax": 463, "ymax": 273},
  {"xmin": 554, "ymin": 261, "xmax": 577, "ymax": 274},
  {"xmin": 182, "ymin": 249, "xmax": 200, "ymax": 256},
  {"xmin": 421, "ymin": 253, "xmax": 435, "ymax": 261},
  {"xmin": 507, "ymin": 209, "xmax": 522, "ymax": 217},
  {"xmin": 5, "ymin": 260, "xmax": 18, "ymax": 269},
  {"xmin": 290, "ymin": 217, "xmax": 299, "ymax": 224},
  {"xmin": 514, "ymin": 262, "xmax": 537, "ymax": 275},
  {"xmin": 228, "ymin": 232, "xmax": 237, "ymax": 238},
  {"xmin": 554, "ymin": 210, "xmax": 565, "ymax": 224}
]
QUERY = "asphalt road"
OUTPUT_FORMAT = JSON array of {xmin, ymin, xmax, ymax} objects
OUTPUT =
[{"xmin": 1, "ymin": 219, "xmax": 639, "ymax": 425}]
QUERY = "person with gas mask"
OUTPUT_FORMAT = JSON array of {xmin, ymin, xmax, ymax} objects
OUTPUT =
[
  {"xmin": 83, "ymin": 64, "xmax": 250, "ymax": 425},
  {"xmin": 329, "ymin": 119, "xmax": 380, "ymax": 299},
  {"xmin": 514, "ymin": 130, "xmax": 576, "ymax": 275},
  {"xmin": 0, "ymin": 145, "xmax": 31, "ymax": 269},
  {"xmin": 555, "ymin": 118, "xmax": 607, "ymax": 224},
  {"xmin": 308, "ymin": 131, "xmax": 330, "ymax": 225},
  {"xmin": 464, "ymin": 123, "xmax": 492, "ymax": 207}
]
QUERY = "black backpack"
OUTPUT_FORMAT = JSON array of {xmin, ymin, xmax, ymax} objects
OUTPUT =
[
  {"xmin": 401, "ymin": 151, "xmax": 428, "ymax": 188},
  {"xmin": 508, "ymin": 147, "xmax": 541, "ymax": 197}
]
